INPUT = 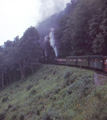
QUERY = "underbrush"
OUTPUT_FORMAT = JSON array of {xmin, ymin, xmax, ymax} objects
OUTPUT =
[{"xmin": 0, "ymin": 65, "xmax": 107, "ymax": 120}]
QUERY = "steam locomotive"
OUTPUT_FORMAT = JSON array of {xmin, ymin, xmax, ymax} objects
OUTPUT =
[{"xmin": 39, "ymin": 55, "xmax": 107, "ymax": 72}]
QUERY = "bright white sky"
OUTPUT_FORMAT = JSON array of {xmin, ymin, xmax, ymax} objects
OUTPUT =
[{"xmin": 0, "ymin": 0, "xmax": 70, "ymax": 45}]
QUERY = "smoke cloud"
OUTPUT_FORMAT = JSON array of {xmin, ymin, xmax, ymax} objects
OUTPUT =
[
  {"xmin": 38, "ymin": 0, "xmax": 71, "ymax": 23},
  {"xmin": 0, "ymin": 0, "xmax": 70, "ymax": 45},
  {"xmin": 37, "ymin": 0, "xmax": 71, "ymax": 57}
]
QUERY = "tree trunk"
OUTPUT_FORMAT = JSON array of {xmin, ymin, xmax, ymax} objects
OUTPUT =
[
  {"xmin": 18, "ymin": 61, "xmax": 24, "ymax": 79},
  {"xmin": 2, "ymin": 72, "xmax": 4, "ymax": 88},
  {"xmin": 13, "ymin": 70, "xmax": 16, "ymax": 82},
  {"xmin": 6, "ymin": 73, "xmax": 8, "ymax": 86},
  {"xmin": 9, "ymin": 71, "xmax": 11, "ymax": 83},
  {"xmin": 31, "ymin": 64, "xmax": 34, "ymax": 74}
]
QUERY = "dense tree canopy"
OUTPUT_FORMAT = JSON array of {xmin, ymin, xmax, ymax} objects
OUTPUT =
[
  {"xmin": 0, "ymin": 27, "xmax": 42, "ymax": 89},
  {"xmin": 54, "ymin": 0, "xmax": 107, "ymax": 57}
]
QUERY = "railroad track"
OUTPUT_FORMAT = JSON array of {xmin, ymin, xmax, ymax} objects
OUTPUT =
[{"xmin": 96, "ymin": 71, "xmax": 107, "ymax": 76}]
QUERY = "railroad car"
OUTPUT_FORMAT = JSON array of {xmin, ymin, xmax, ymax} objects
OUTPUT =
[
  {"xmin": 89, "ymin": 55, "xmax": 103, "ymax": 70},
  {"xmin": 66, "ymin": 56, "xmax": 77, "ymax": 66},
  {"xmin": 39, "ymin": 55, "xmax": 107, "ymax": 73},
  {"xmin": 57, "ymin": 58, "xmax": 66, "ymax": 64},
  {"xmin": 77, "ymin": 56, "xmax": 89, "ymax": 67},
  {"xmin": 103, "ymin": 56, "xmax": 107, "ymax": 72},
  {"xmin": 39, "ymin": 56, "xmax": 56, "ymax": 64}
]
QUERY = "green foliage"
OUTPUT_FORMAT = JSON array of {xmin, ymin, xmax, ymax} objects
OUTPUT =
[
  {"xmin": 0, "ymin": 60, "xmax": 106, "ymax": 120},
  {"xmin": 0, "ymin": 114, "xmax": 5, "ymax": 120},
  {"xmin": 63, "ymin": 70, "xmax": 75, "ymax": 87},
  {"xmin": 88, "ymin": 0, "xmax": 107, "ymax": 55},
  {"xmin": 10, "ymin": 114, "xmax": 17, "ymax": 120},
  {"xmin": 0, "ymin": 0, "xmax": 106, "ymax": 89},
  {"xmin": 29, "ymin": 89, "xmax": 37, "ymax": 97},
  {"xmin": 26, "ymin": 84, "xmax": 33, "ymax": 91},
  {"xmin": 2, "ymin": 97, "xmax": 8, "ymax": 103},
  {"xmin": 18, "ymin": 112, "xmax": 24, "ymax": 120},
  {"xmin": 64, "ymin": 71, "xmax": 71, "ymax": 78},
  {"xmin": 0, "ymin": 26, "xmax": 42, "ymax": 88},
  {"xmin": 92, "ymin": 33, "xmax": 105, "ymax": 54},
  {"xmin": 54, "ymin": 0, "xmax": 107, "ymax": 56},
  {"xmin": 67, "ymin": 74, "xmax": 94, "ymax": 97},
  {"xmin": 42, "ymin": 110, "xmax": 60, "ymax": 120}
]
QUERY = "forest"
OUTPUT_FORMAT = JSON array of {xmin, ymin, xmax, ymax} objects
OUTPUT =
[{"xmin": 0, "ymin": 0, "xmax": 107, "ymax": 89}]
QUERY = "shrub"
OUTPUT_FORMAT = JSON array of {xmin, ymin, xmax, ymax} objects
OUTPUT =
[
  {"xmin": 63, "ymin": 78, "xmax": 70, "ymax": 86},
  {"xmin": 66, "ymin": 86, "xmax": 73, "ymax": 95},
  {"xmin": 49, "ymin": 93, "xmax": 55, "ymax": 100},
  {"xmin": 42, "ymin": 110, "xmax": 60, "ymax": 120},
  {"xmin": 2, "ymin": 109, "xmax": 8, "ymax": 115},
  {"xmin": 26, "ymin": 84, "xmax": 33, "ymax": 91},
  {"xmin": 78, "ymin": 74, "xmax": 94, "ymax": 97},
  {"xmin": 2, "ymin": 97, "xmax": 8, "ymax": 103},
  {"xmin": 8, "ymin": 104, "xmax": 13, "ymax": 109},
  {"xmin": 10, "ymin": 104, "xmax": 19, "ymax": 111},
  {"xmin": 52, "ymin": 70, "xmax": 56, "ymax": 75},
  {"xmin": 10, "ymin": 114, "xmax": 17, "ymax": 120},
  {"xmin": 0, "ymin": 113, "xmax": 5, "ymax": 120},
  {"xmin": 45, "ymin": 93, "xmax": 50, "ymax": 98},
  {"xmin": 42, "ymin": 114, "xmax": 52, "ymax": 120},
  {"xmin": 15, "ymin": 84, "xmax": 19, "ymax": 88},
  {"xmin": 43, "ymin": 76, "xmax": 47, "ymax": 80},
  {"xmin": 29, "ymin": 89, "xmax": 37, "ymax": 97},
  {"xmin": 66, "ymin": 74, "xmax": 94, "ymax": 98},
  {"xmin": 35, "ymin": 109, "xmax": 40, "ymax": 115},
  {"xmin": 20, "ymin": 115, "xmax": 24, "ymax": 120},
  {"xmin": 18, "ymin": 112, "xmax": 25, "ymax": 120},
  {"xmin": 37, "ymin": 95, "xmax": 41, "ymax": 100},
  {"xmin": 63, "ymin": 74, "xmax": 76, "ymax": 87},
  {"xmin": 64, "ymin": 71, "xmax": 71, "ymax": 79},
  {"xmin": 53, "ymin": 87, "xmax": 61, "ymax": 94}
]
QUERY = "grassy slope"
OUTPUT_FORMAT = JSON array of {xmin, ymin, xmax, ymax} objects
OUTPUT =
[{"xmin": 0, "ymin": 64, "xmax": 107, "ymax": 120}]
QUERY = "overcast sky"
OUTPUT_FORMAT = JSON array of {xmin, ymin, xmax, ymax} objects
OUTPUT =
[{"xmin": 0, "ymin": 0, "xmax": 70, "ymax": 45}]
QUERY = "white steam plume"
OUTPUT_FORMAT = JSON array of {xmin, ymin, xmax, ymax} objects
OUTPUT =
[
  {"xmin": 49, "ymin": 28, "xmax": 58, "ymax": 57},
  {"xmin": 43, "ymin": 35, "xmax": 49, "ymax": 56}
]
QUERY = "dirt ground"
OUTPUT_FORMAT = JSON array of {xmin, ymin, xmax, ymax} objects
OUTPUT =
[{"xmin": 94, "ymin": 73, "xmax": 107, "ymax": 86}]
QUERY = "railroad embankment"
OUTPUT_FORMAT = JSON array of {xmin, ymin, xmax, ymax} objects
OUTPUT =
[{"xmin": 0, "ymin": 64, "xmax": 107, "ymax": 120}]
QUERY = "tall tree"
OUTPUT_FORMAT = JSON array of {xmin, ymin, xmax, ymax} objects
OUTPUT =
[
  {"xmin": 0, "ymin": 46, "xmax": 5, "ymax": 89},
  {"xmin": 16, "ymin": 26, "xmax": 42, "ymax": 78},
  {"xmin": 89, "ymin": 0, "xmax": 107, "ymax": 55}
]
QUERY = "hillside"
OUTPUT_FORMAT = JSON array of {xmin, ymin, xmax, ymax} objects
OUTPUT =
[{"xmin": 0, "ymin": 64, "xmax": 107, "ymax": 120}]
